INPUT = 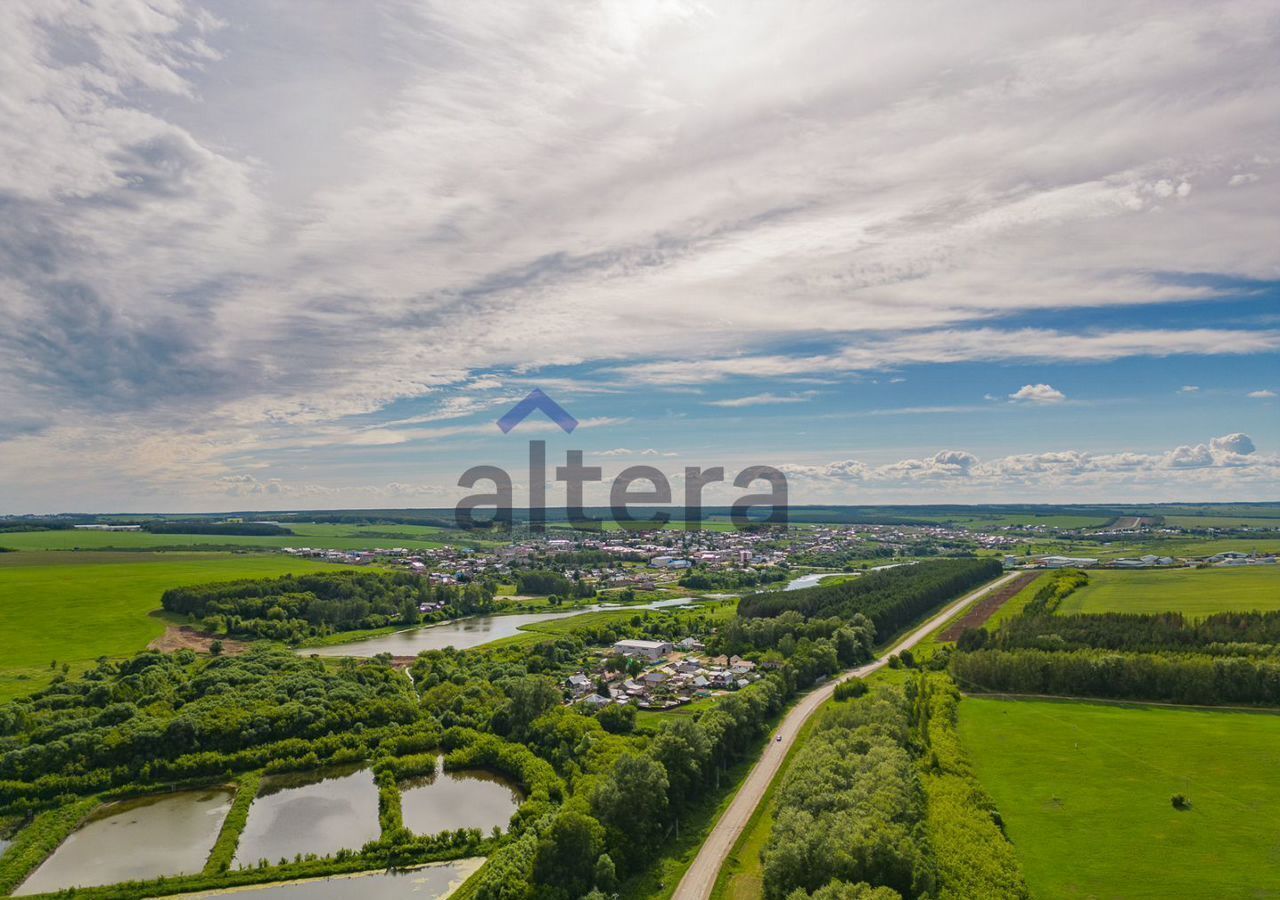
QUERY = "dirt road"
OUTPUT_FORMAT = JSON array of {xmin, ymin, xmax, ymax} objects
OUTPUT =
[{"xmin": 670, "ymin": 571, "xmax": 1019, "ymax": 900}]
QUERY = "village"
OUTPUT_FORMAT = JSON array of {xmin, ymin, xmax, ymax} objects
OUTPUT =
[{"xmin": 564, "ymin": 636, "xmax": 771, "ymax": 711}]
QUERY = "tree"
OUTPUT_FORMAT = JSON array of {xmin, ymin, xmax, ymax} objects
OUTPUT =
[
  {"xmin": 596, "ymin": 703, "xmax": 636, "ymax": 734},
  {"xmin": 593, "ymin": 853, "xmax": 617, "ymax": 892},
  {"xmin": 651, "ymin": 718, "xmax": 711, "ymax": 806},
  {"xmin": 505, "ymin": 675, "xmax": 562, "ymax": 739},
  {"xmin": 209, "ymin": 640, "xmax": 224, "ymax": 657},
  {"xmin": 592, "ymin": 752, "xmax": 670, "ymax": 870},
  {"xmin": 532, "ymin": 809, "xmax": 606, "ymax": 899}
]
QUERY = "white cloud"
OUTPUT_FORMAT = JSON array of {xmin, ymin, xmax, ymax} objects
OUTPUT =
[
  {"xmin": 1178, "ymin": 385, "xmax": 1199, "ymax": 393},
  {"xmin": 706, "ymin": 392, "xmax": 815, "ymax": 408},
  {"xmin": 1248, "ymin": 389, "xmax": 1277, "ymax": 398},
  {"xmin": 1210, "ymin": 432, "xmax": 1255, "ymax": 455},
  {"xmin": 1009, "ymin": 383, "xmax": 1067, "ymax": 404},
  {"xmin": 615, "ymin": 328, "xmax": 1280, "ymax": 385},
  {"xmin": 783, "ymin": 433, "xmax": 1276, "ymax": 490}
]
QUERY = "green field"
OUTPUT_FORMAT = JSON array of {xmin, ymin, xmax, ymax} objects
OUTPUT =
[
  {"xmin": 1163, "ymin": 515, "xmax": 1280, "ymax": 530},
  {"xmin": 0, "ymin": 523, "xmax": 459, "ymax": 552},
  {"xmin": 1056, "ymin": 566, "xmax": 1280, "ymax": 617},
  {"xmin": 959, "ymin": 696, "xmax": 1280, "ymax": 899},
  {"xmin": 0, "ymin": 553, "xmax": 337, "ymax": 699}
]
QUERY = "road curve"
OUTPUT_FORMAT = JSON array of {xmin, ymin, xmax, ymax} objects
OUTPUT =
[{"xmin": 670, "ymin": 571, "xmax": 1020, "ymax": 900}]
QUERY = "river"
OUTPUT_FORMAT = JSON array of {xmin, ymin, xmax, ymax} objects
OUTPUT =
[{"xmin": 303, "ymin": 597, "xmax": 695, "ymax": 658}]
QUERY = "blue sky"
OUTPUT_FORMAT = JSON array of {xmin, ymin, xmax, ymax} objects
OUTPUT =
[{"xmin": 0, "ymin": 1, "xmax": 1277, "ymax": 511}]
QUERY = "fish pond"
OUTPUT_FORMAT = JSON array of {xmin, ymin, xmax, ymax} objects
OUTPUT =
[{"xmin": 15, "ymin": 788, "xmax": 234, "ymax": 895}]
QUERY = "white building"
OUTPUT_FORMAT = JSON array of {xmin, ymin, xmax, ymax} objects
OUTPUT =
[{"xmin": 612, "ymin": 639, "xmax": 674, "ymax": 661}]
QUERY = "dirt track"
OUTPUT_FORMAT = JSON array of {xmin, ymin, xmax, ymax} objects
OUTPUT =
[{"xmin": 669, "ymin": 572, "xmax": 1019, "ymax": 900}]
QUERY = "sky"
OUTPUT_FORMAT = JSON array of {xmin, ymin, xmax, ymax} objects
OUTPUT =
[{"xmin": 0, "ymin": 0, "xmax": 1278, "ymax": 513}]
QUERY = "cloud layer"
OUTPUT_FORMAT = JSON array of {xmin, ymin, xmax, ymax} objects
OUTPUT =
[{"xmin": 1, "ymin": 0, "xmax": 1278, "ymax": 509}]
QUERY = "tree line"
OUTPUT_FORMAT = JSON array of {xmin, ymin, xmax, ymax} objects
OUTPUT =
[
  {"xmin": 973, "ymin": 608, "xmax": 1280, "ymax": 655},
  {"xmin": 739, "ymin": 558, "xmax": 1002, "ymax": 637},
  {"xmin": 951, "ymin": 648, "xmax": 1280, "ymax": 706}
]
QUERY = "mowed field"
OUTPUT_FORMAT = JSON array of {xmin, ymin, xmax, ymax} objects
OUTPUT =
[
  {"xmin": 1056, "ymin": 566, "xmax": 1280, "ymax": 617},
  {"xmin": 0, "ymin": 553, "xmax": 337, "ymax": 699},
  {"xmin": 960, "ymin": 696, "xmax": 1280, "ymax": 899}
]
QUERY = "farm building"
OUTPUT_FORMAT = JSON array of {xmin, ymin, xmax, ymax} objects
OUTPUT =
[{"xmin": 612, "ymin": 639, "xmax": 674, "ymax": 660}]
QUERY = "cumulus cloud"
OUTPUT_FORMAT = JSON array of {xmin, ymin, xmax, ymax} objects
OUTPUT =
[
  {"xmin": 1210, "ymin": 432, "xmax": 1256, "ymax": 455},
  {"xmin": 1009, "ymin": 384, "xmax": 1067, "ymax": 404},
  {"xmin": 1248, "ymin": 389, "xmax": 1277, "ymax": 398},
  {"xmin": 783, "ymin": 433, "xmax": 1275, "ymax": 488}
]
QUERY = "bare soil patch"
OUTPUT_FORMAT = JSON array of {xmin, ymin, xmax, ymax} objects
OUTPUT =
[
  {"xmin": 938, "ymin": 571, "xmax": 1038, "ymax": 640},
  {"xmin": 149, "ymin": 626, "xmax": 248, "ymax": 655}
]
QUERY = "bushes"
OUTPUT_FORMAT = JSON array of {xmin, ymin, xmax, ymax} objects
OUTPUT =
[
  {"xmin": 462, "ymin": 817, "xmax": 549, "ymax": 900},
  {"xmin": 373, "ymin": 752, "xmax": 437, "ymax": 782},
  {"xmin": 951, "ymin": 648, "xmax": 1280, "ymax": 707},
  {"xmin": 914, "ymin": 677, "xmax": 1029, "ymax": 900},
  {"xmin": 1021, "ymin": 569, "xmax": 1088, "ymax": 616},
  {"xmin": 833, "ymin": 678, "xmax": 869, "ymax": 701},
  {"xmin": 443, "ymin": 728, "xmax": 565, "ymax": 808},
  {"xmin": 204, "ymin": 772, "xmax": 260, "ymax": 874}
]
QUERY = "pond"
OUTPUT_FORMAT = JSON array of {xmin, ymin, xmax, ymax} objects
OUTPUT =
[
  {"xmin": 400, "ymin": 758, "xmax": 523, "ymax": 836},
  {"xmin": 181, "ymin": 857, "xmax": 484, "ymax": 898},
  {"xmin": 785, "ymin": 572, "xmax": 844, "ymax": 591},
  {"xmin": 233, "ymin": 768, "xmax": 381, "ymax": 868},
  {"xmin": 305, "ymin": 598, "xmax": 694, "ymax": 658},
  {"xmin": 14, "ymin": 788, "xmax": 234, "ymax": 895}
]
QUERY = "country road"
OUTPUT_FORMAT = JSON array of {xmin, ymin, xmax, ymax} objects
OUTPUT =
[{"xmin": 670, "ymin": 571, "xmax": 1020, "ymax": 900}]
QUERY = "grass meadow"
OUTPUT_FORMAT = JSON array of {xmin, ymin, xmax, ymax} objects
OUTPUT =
[
  {"xmin": 959, "ymin": 696, "xmax": 1280, "ymax": 899},
  {"xmin": 0, "ymin": 523, "xmax": 457, "ymax": 552},
  {"xmin": 0, "ymin": 552, "xmax": 337, "ymax": 699},
  {"xmin": 1057, "ymin": 566, "xmax": 1280, "ymax": 617}
]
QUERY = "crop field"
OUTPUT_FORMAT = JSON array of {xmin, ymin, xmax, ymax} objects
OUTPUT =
[
  {"xmin": 1162, "ymin": 515, "xmax": 1280, "ymax": 529},
  {"xmin": 1098, "ymin": 537, "xmax": 1280, "ymax": 558},
  {"xmin": 959, "ymin": 696, "xmax": 1280, "ymax": 899},
  {"xmin": 0, "ymin": 553, "xmax": 337, "ymax": 699},
  {"xmin": 1056, "ymin": 566, "xmax": 1280, "ymax": 617}
]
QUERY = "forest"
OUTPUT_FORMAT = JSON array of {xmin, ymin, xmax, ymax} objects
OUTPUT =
[
  {"xmin": 160, "ymin": 571, "xmax": 497, "ymax": 641},
  {"xmin": 760, "ymin": 675, "xmax": 1028, "ymax": 900},
  {"xmin": 739, "ymin": 559, "xmax": 1001, "ymax": 635}
]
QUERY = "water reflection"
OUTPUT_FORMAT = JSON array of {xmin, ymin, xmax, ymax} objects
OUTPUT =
[
  {"xmin": 233, "ymin": 768, "xmax": 380, "ymax": 868},
  {"xmin": 14, "ymin": 788, "xmax": 233, "ymax": 895},
  {"xmin": 305, "ymin": 598, "xmax": 694, "ymax": 658},
  {"xmin": 181, "ymin": 857, "xmax": 484, "ymax": 898},
  {"xmin": 400, "ymin": 759, "xmax": 522, "ymax": 836}
]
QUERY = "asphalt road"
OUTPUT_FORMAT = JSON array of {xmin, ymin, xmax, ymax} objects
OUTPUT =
[{"xmin": 669, "ymin": 571, "xmax": 1020, "ymax": 900}]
